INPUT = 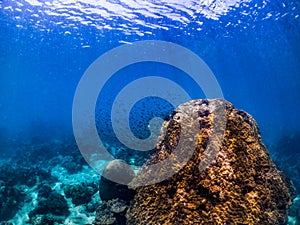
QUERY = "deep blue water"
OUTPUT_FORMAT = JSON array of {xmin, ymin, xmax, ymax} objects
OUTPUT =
[
  {"xmin": 0, "ymin": 0, "xmax": 300, "ymax": 148},
  {"xmin": 0, "ymin": 1, "xmax": 300, "ymax": 166},
  {"xmin": 0, "ymin": 0, "xmax": 300, "ymax": 177},
  {"xmin": 1, "ymin": 0, "xmax": 300, "ymax": 224}
]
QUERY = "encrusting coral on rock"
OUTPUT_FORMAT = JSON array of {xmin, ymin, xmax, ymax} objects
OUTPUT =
[
  {"xmin": 126, "ymin": 99, "xmax": 296, "ymax": 225},
  {"xmin": 94, "ymin": 199, "xmax": 128, "ymax": 225}
]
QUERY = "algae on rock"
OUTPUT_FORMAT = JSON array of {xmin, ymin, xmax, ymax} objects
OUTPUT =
[{"xmin": 126, "ymin": 99, "xmax": 296, "ymax": 225}]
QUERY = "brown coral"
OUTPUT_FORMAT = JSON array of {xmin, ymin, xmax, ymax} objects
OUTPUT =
[{"xmin": 126, "ymin": 99, "xmax": 296, "ymax": 225}]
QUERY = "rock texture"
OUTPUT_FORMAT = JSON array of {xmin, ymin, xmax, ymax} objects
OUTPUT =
[
  {"xmin": 64, "ymin": 182, "xmax": 98, "ymax": 206},
  {"xmin": 126, "ymin": 99, "xmax": 296, "ymax": 225},
  {"xmin": 99, "ymin": 160, "xmax": 136, "ymax": 202},
  {"xmin": 94, "ymin": 199, "xmax": 128, "ymax": 225}
]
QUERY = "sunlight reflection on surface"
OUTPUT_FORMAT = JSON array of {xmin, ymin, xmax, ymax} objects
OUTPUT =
[{"xmin": 2, "ymin": 0, "xmax": 279, "ymax": 33}]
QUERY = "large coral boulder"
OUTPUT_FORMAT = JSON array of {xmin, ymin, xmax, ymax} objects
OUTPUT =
[
  {"xmin": 99, "ymin": 160, "xmax": 136, "ymax": 202},
  {"xmin": 126, "ymin": 99, "xmax": 296, "ymax": 225}
]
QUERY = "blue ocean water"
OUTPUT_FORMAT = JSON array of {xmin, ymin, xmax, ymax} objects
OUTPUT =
[
  {"xmin": 0, "ymin": 0, "xmax": 300, "ymax": 224},
  {"xmin": 0, "ymin": 0, "xmax": 299, "ymax": 144}
]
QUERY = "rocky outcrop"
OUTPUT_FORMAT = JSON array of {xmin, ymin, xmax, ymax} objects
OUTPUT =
[
  {"xmin": 29, "ymin": 191, "xmax": 69, "ymax": 217},
  {"xmin": 64, "ymin": 182, "xmax": 98, "ymax": 206},
  {"xmin": 126, "ymin": 99, "xmax": 296, "ymax": 225},
  {"xmin": 99, "ymin": 160, "xmax": 136, "ymax": 202}
]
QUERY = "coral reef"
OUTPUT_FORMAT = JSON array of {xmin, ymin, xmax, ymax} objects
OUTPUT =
[
  {"xmin": 0, "ymin": 163, "xmax": 51, "ymax": 221},
  {"xmin": 38, "ymin": 184, "xmax": 52, "ymax": 198},
  {"xmin": 13, "ymin": 140, "xmax": 86, "ymax": 174},
  {"xmin": 127, "ymin": 99, "xmax": 296, "ymax": 225},
  {"xmin": 28, "ymin": 214, "xmax": 58, "ymax": 225},
  {"xmin": 270, "ymin": 131, "xmax": 300, "ymax": 193},
  {"xmin": 288, "ymin": 196, "xmax": 300, "ymax": 224},
  {"xmin": 0, "ymin": 139, "xmax": 100, "ymax": 224},
  {"xmin": 0, "ymin": 164, "xmax": 51, "ymax": 188},
  {"xmin": 99, "ymin": 160, "xmax": 136, "ymax": 202},
  {"xmin": 60, "ymin": 155, "xmax": 83, "ymax": 174},
  {"xmin": 0, "ymin": 185, "xmax": 25, "ymax": 221},
  {"xmin": 64, "ymin": 182, "xmax": 98, "ymax": 206},
  {"xmin": 0, "ymin": 222, "xmax": 13, "ymax": 225},
  {"xmin": 29, "ymin": 191, "xmax": 69, "ymax": 217},
  {"xmin": 94, "ymin": 199, "xmax": 128, "ymax": 225}
]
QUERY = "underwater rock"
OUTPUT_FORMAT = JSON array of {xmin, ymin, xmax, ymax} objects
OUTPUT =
[
  {"xmin": 0, "ymin": 222, "xmax": 13, "ymax": 225},
  {"xmin": 270, "ymin": 131, "xmax": 300, "ymax": 193},
  {"xmin": 0, "ymin": 164, "xmax": 52, "ymax": 187},
  {"xmin": 126, "ymin": 99, "xmax": 296, "ymax": 225},
  {"xmin": 29, "ymin": 214, "xmax": 56, "ymax": 225},
  {"xmin": 64, "ymin": 182, "xmax": 98, "ymax": 206},
  {"xmin": 288, "ymin": 196, "xmax": 300, "ymax": 223},
  {"xmin": 94, "ymin": 199, "xmax": 127, "ymax": 225},
  {"xmin": 38, "ymin": 184, "xmax": 52, "ymax": 198},
  {"xmin": 60, "ymin": 155, "xmax": 84, "ymax": 174},
  {"xmin": 0, "ymin": 185, "xmax": 25, "ymax": 221},
  {"xmin": 99, "ymin": 160, "xmax": 135, "ymax": 202},
  {"xmin": 29, "ymin": 191, "xmax": 69, "ymax": 217},
  {"xmin": 0, "ymin": 164, "xmax": 18, "ymax": 186}
]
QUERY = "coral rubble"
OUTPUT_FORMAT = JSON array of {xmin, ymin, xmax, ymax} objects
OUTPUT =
[{"xmin": 127, "ymin": 99, "xmax": 296, "ymax": 225}]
